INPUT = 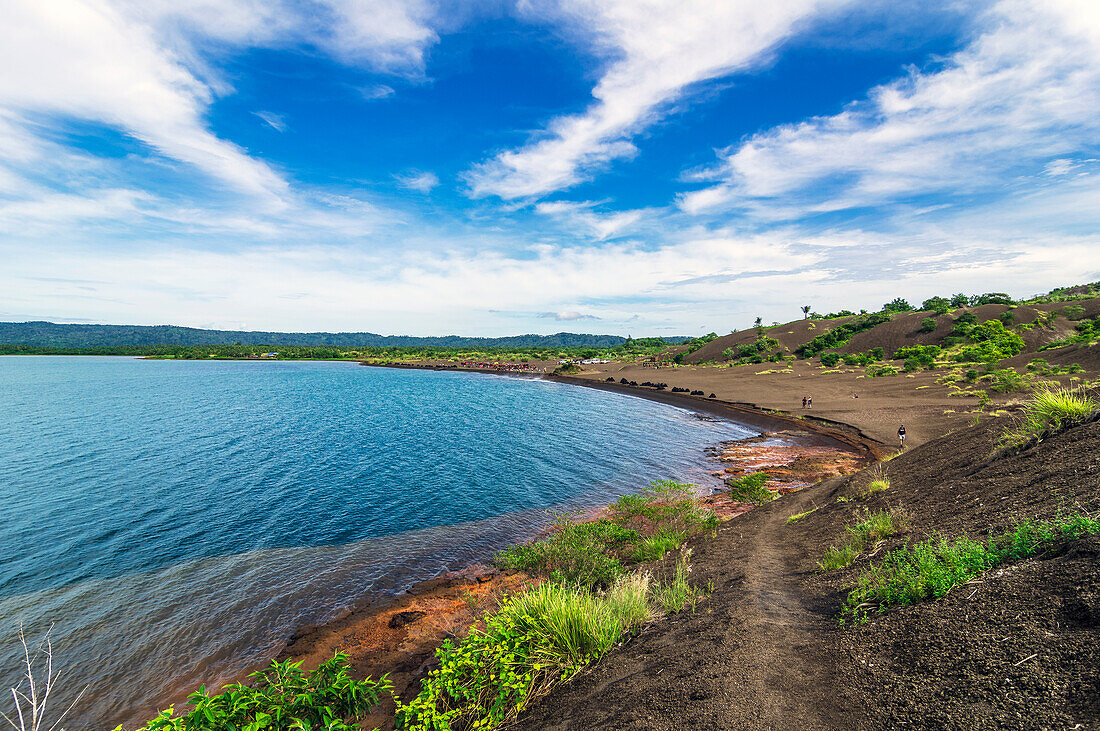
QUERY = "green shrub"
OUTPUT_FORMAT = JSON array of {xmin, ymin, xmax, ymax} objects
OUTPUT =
[
  {"xmin": 629, "ymin": 528, "xmax": 687, "ymax": 562},
  {"xmin": 919, "ymin": 317, "xmax": 937, "ymax": 332},
  {"xmin": 495, "ymin": 518, "xmax": 633, "ymax": 589},
  {"xmin": 131, "ymin": 654, "xmax": 390, "ymax": 731},
  {"xmin": 998, "ymin": 311, "xmax": 1015, "ymax": 326},
  {"xmin": 1063, "ymin": 304, "xmax": 1086, "ymax": 321},
  {"xmin": 921, "ymin": 296, "xmax": 950, "ymax": 314},
  {"xmin": 797, "ymin": 312, "xmax": 892, "ymax": 358},
  {"xmin": 983, "ymin": 368, "xmax": 1027, "ymax": 393},
  {"xmin": 727, "ymin": 473, "xmax": 775, "ymax": 505},
  {"xmin": 865, "ymin": 364, "xmax": 898, "ymax": 377},
  {"xmin": 820, "ymin": 351, "xmax": 840, "ymax": 367},
  {"xmin": 882, "ymin": 298, "xmax": 913, "ymax": 314}
]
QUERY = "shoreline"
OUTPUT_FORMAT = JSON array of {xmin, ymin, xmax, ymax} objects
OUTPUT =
[{"xmin": 252, "ymin": 370, "xmax": 874, "ymax": 730}]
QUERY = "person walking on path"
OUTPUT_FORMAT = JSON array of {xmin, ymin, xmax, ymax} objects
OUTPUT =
[
  {"xmin": 802, "ymin": 396, "xmax": 807, "ymax": 408},
  {"xmin": 807, "ymin": 396, "xmax": 812, "ymax": 408},
  {"xmin": 898, "ymin": 424, "xmax": 906, "ymax": 445}
]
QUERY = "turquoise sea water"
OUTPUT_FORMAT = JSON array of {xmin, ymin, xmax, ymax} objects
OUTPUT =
[{"xmin": 0, "ymin": 357, "xmax": 754, "ymax": 728}]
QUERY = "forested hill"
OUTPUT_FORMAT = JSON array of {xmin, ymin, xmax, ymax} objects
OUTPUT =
[{"xmin": 0, "ymin": 322, "xmax": 660, "ymax": 349}]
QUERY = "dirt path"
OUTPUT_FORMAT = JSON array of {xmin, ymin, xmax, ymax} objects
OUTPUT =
[{"xmin": 513, "ymin": 485, "xmax": 856, "ymax": 730}]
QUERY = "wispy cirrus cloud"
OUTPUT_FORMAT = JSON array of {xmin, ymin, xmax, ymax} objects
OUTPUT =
[
  {"xmin": 253, "ymin": 111, "xmax": 287, "ymax": 132},
  {"xmin": 464, "ymin": 0, "xmax": 846, "ymax": 201},
  {"xmin": 534, "ymin": 200, "xmax": 643, "ymax": 239},
  {"xmin": 395, "ymin": 171, "xmax": 441, "ymax": 193}
]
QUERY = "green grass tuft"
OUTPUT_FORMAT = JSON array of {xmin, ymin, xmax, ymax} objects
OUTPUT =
[
  {"xmin": 786, "ymin": 508, "xmax": 818, "ymax": 524},
  {"xmin": 997, "ymin": 387, "xmax": 1098, "ymax": 453},
  {"xmin": 651, "ymin": 550, "xmax": 698, "ymax": 614}
]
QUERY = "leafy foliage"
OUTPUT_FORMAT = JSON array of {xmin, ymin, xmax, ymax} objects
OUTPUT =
[
  {"xmin": 818, "ymin": 510, "xmax": 902, "ymax": 571},
  {"xmin": 495, "ymin": 481, "xmax": 716, "ymax": 588},
  {"xmin": 128, "ymin": 654, "xmax": 389, "ymax": 731}
]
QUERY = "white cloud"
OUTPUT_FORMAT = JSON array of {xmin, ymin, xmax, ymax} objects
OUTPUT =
[
  {"xmin": 0, "ymin": 0, "xmax": 439, "ymax": 207},
  {"xmin": 534, "ymin": 200, "xmax": 643, "ymax": 239},
  {"xmin": 678, "ymin": 0, "xmax": 1100, "ymax": 219},
  {"xmin": 253, "ymin": 111, "xmax": 287, "ymax": 132},
  {"xmin": 395, "ymin": 171, "xmax": 441, "ymax": 193},
  {"xmin": 465, "ymin": 0, "xmax": 843, "ymax": 200}
]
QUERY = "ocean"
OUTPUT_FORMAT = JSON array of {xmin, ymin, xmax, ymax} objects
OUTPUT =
[{"xmin": 0, "ymin": 356, "xmax": 755, "ymax": 728}]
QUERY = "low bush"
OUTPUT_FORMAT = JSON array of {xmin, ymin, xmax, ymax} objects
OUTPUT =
[
  {"xmin": 496, "ymin": 481, "xmax": 717, "ymax": 587},
  {"xmin": 982, "ymin": 368, "xmax": 1027, "ymax": 393},
  {"xmin": 919, "ymin": 317, "xmax": 937, "ymax": 333},
  {"xmin": 820, "ymin": 351, "xmax": 840, "ymax": 367},
  {"xmin": 629, "ymin": 528, "xmax": 687, "ymax": 562},
  {"xmin": 132, "ymin": 654, "xmax": 390, "ymax": 731},
  {"xmin": 865, "ymin": 364, "xmax": 898, "ymax": 377},
  {"xmin": 495, "ymin": 518, "xmax": 633, "ymax": 589},
  {"xmin": 727, "ymin": 473, "xmax": 775, "ymax": 505}
]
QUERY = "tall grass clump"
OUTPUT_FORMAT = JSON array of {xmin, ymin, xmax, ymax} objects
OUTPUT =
[
  {"xmin": 395, "ymin": 577, "xmax": 651, "ymax": 730},
  {"xmin": 727, "ymin": 473, "xmax": 775, "ymax": 505},
  {"xmin": 997, "ymin": 387, "xmax": 1098, "ymax": 453},
  {"xmin": 843, "ymin": 514, "xmax": 1100, "ymax": 621},
  {"xmin": 817, "ymin": 510, "xmax": 903, "ymax": 571},
  {"xmin": 651, "ymin": 550, "xmax": 697, "ymax": 614},
  {"xmin": 131, "ymin": 654, "xmax": 389, "ymax": 731}
]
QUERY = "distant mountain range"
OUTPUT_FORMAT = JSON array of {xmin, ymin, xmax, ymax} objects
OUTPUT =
[{"xmin": 0, "ymin": 321, "xmax": 680, "ymax": 349}]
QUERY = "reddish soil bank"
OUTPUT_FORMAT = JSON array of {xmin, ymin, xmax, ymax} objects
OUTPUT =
[{"xmin": 512, "ymin": 407, "xmax": 1100, "ymax": 730}]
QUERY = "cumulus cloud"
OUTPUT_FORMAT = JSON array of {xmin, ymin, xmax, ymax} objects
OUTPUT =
[
  {"xmin": 677, "ymin": 0, "xmax": 1100, "ymax": 219},
  {"xmin": 465, "ymin": 0, "xmax": 843, "ymax": 200}
]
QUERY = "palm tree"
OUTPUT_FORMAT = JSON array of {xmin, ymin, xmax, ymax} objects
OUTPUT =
[{"xmin": 801, "ymin": 305, "xmax": 811, "ymax": 319}]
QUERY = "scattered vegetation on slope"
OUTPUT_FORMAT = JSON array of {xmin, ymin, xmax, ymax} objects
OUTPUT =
[
  {"xmin": 818, "ymin": 511, "xmax": 904, "ymax": 571},
  {"xmin": 842, "ymin": 515, "xmax": 1100, "ymax": 622}
]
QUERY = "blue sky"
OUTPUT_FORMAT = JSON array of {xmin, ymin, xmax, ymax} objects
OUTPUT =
[{"xmin": 1, "ymin": 0, "xmax": 1098, "ymax": 336}]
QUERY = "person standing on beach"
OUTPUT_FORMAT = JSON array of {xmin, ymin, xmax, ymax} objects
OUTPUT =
[{"xmin": 898, "ymin": 424, "xmax": 906, "ymax": 445}]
